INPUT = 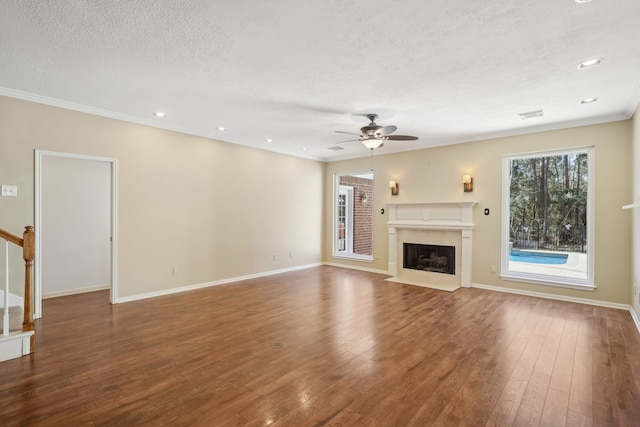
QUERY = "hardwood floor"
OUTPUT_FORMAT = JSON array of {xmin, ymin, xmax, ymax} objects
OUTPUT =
[{"xmin": 1, "ymin": 266, "xmax": 639, "ymax": 426}]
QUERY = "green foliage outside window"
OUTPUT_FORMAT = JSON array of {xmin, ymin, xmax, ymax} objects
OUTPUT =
[{"xmin": 509, "ymin": 153, "xmax": 588, "ymax": 253}]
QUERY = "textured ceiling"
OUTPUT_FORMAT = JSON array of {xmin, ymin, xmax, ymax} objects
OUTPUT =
[{"xmin": 1, "ymin": 0, "xmax": 640, "ymax": 161}]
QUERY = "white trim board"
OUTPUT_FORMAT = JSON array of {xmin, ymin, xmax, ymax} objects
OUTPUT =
[
  {"xmin": 116, "ymin": 263, "xmax": 322, "ymax": 304},
  {"xmin": 472, "ymin": 282, "xmax": 640, "ymax": 336},
  {"xmin": 0, "ymin": 331, "xmax": 34, "ymax": 362},
  {"xmin": 630, "ymin": 309, "xmax": 640, "ymax": 336}
]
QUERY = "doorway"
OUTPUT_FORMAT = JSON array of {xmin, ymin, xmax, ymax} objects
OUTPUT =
[{"xmin": 34, "ymin": 151, "xmax": 118, "ymax": 318}]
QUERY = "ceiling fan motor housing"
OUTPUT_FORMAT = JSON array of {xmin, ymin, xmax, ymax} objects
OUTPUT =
[
  {"xmin": 362, "ymin": 114, "xmax": 383, "ymax": 136},
  {"xmin": 361, "ymin": 124, "xmax": 383, "ymax": 136}
]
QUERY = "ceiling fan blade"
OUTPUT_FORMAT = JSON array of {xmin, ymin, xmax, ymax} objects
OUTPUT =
[
  {"xmin": 335, "ymin": 130, "xmax": 362, "ymax": 136},
  {"xmin": 335, "ymin": 138, "xmax": 360, "ymax": 145},
  {"xmin": 386, "ymin": 135, "xmax": 418, "ymax": 141},
  {"xmin": 378, "ymin": 125, "xmax": 397, "ymax": 136}
]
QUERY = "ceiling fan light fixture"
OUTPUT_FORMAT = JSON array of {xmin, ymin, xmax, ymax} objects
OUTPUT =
[{"xmin": 361, "ymin": 138, "xmax": 384, "ymax": 149}]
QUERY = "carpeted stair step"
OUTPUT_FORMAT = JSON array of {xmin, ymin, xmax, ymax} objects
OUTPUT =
[{"xmin": 0, "ymin": 306, "xmax": 23, "ymax": 334}]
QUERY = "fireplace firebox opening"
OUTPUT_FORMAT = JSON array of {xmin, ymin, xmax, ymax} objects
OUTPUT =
[{"xmin": 403, "ymin": 243, "xmax": 455, "ymax": 275}]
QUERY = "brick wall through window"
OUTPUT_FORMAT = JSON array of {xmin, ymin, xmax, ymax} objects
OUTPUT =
[{"xmin": 339, "ymin": 175, "xmax": 373, "ymax": 255}]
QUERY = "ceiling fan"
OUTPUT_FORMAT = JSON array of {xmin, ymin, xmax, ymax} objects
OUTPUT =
[{"xmin": 334, "ymin": 113, "xmax": 418, "ymax": 150}]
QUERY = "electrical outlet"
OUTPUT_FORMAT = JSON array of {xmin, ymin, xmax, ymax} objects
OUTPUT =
[
  {"xmin": 173, "ymin": 266, "xmax": 179, "ymax": 275},
  {"xmin": 272, "ymin": 254, "xmax": 276, "ymax": 261},
  {"xmin": 490, "ymin": 265, "xmax": 497, "ymax": 274},
  {"xmin": 289, "ymin": 251, "xmax": 293, "ymax": 259}
]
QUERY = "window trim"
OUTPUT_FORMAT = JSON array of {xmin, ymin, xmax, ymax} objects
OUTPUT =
[
  {"xmin": 500, "ymin": 146, "xmax": 595, "ymax": 290},
  {"xmin": 337, "ymin": 185, "xmax": 354, "ymax": 254}
]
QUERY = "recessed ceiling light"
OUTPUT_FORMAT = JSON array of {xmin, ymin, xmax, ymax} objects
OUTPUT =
[
  {"xmin": 265, "ymin": 138, "xmax": 273, "ymax": 143},
  {"xmin": 301, "ymin": 147, "xmax": 308, "ymax": 151},
  {"xmin": 519, "ymin": 110, "xmax": 544, "ymax": 120},
  {"xmin": 575, "ymin": 0, "xmax": 592, "ymax": 3},
  {"xmin": 328, "ymin": 146, "xmax": 344, "ymax": 151},
  {"xmin": 217, "ymin": 127, "xmax": 226, "ymax": 131},
  {"xmin": 580, "ymin": 97, "xmax": 598, "ymax": 104},
  {"xmin": 152, "ymin": 112, "xmax": 166, "ymax": 118},
  {"xmin": 577, "ymin": 58, "xmax": 603, "ymax": 69}
]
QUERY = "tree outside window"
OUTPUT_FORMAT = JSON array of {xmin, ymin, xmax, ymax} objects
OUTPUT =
[{"xmin": 502, "ymin": 147, "xmax": 594, "ymax": 289}]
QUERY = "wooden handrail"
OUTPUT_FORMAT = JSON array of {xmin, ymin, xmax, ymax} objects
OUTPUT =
[
  {"xmin": 0, "ymin": 227, "xmax": 23, "ymax": 247},
  {"xmin": 0, "ymin": 226, "xmax": 35, "ymax": 354}
]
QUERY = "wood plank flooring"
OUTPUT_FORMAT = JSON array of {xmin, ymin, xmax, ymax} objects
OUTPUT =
[{"xmin": 1, "ymin": 266, "xmax": 639, "ymax": 426}]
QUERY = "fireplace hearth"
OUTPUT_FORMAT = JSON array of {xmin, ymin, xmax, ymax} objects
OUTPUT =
[{"xmin": 403, "ymin": 243, "xmax": 455, "ymax": 275}]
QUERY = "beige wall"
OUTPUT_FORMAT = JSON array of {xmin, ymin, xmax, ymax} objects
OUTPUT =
[
  {"xmin": 324, "ymin": 121, "xmax": 633, "ymax": 305},
  {"xmin": 0, "ymin": 96, "xmax": 323, "ymax": 299},
  {"xmin": 632, "ymin": 105, "xmax": 640, "ymax": 318},
  {"xmin": 1, "ymin": 93, "xmax": 634, "ymax": 307}
]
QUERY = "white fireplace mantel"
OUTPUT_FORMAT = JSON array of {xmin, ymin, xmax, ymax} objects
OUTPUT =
[{"xmin": 386, "ymin": 202, "xmax": 477, "ymax": 290}]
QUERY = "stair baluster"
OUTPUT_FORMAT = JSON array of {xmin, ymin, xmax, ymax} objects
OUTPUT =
[{"xmin": 0, "ymin": 226, "xmax": 35, "ymax": 354}]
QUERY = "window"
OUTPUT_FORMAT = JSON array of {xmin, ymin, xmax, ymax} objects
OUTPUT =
[
  {"xmin": 337, "ymin": 186, "xmax": 353, "ymax": 253},
  {"xmin": 333, "ymin": 171, "xmax": 374, "ymax": 261},
  {"xmin": 501, "ymin": 147, "xmax": 594, "ymax": 289}
]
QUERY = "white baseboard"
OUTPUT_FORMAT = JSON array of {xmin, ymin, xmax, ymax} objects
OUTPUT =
[
  {"xmin": 472, "ymin": 282, "xmax": 640, "ymax": 336},
  {"xmin": 43, "ymin": 284, "xmax": 110, "ymax": 299},
  {"xmin": 631, "ymin": 308, "xmax": 640, "ymax": 336},
  {"xmin": 116, "ymin": 263, "xmax": 322, "ymax": 304},
  {"xmin": 471, "ymin": 282, "xmax": 629, "ymax": 309},
  {"xmin": 322, "ymin": 262, "xmax": 389, "ymax": 275}
]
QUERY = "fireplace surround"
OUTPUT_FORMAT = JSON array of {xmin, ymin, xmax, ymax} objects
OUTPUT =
[{"xmin": 386, "ymin": 202, "xmax": 477, "ymax": 292}]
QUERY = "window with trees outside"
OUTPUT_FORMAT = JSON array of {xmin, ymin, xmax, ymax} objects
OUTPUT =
[
  {"xmin": 333, "ymin": 171, "xmax": 374, "ymax": 261},
  {"xmin": 501, "ymin": 147, "xmax": 594, "ymax": 289}
]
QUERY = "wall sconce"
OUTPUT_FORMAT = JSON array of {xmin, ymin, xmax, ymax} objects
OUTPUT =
[
  {"xmin": 463, "ymin": 175, "xmax": 473, "ymax": 192},
  {"xmin": 389, "ymin": 180, "xmax": 399, "ymax": 196},
  {"xmin": 359, "ymin": 191, "xmax": 368, "ymax": 203}
]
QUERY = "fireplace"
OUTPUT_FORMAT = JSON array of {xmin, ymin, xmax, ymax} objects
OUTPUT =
[
  {"xmin": 403, "ymin": 243, "xmax": 455, "ymax": 275},
  {"xmin": 386, "ymin": 202, "xmax": 476, "ymax": 291}
]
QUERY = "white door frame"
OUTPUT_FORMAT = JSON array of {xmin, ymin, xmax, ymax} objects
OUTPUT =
[{"xmin": 34, "ymin": 150, "xmax": 118, "ymax": 318}]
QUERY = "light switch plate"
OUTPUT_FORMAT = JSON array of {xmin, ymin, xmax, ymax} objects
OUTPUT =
[{"xmin": 1, "ymin": 185, "xmax": 18, "ymax": 197}]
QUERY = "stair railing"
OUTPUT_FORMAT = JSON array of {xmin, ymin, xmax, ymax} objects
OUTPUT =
[{"xmin": 0, "ymin": 226, "xmax": 35, "ymax": 353}]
